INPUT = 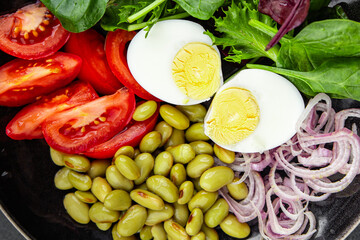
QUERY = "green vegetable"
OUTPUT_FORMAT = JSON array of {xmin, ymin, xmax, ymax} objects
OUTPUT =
[
  {"xmin": 206, "ymin": 0, "xmax": 279, "ymax": 63},
  {"xmin": 247, "ymin": 58, "xmax": 360, "ymax": 100},
  {"xmin": 173, "ymin": 0, "xmax": 224, "ymax": 20},
  {"xmin": 40, "ymin": 0, "xmax": 107, "ymax": 33}
]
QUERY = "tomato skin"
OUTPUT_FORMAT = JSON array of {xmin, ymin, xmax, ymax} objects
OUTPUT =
[
  {"xmin": 65, "ymin": 29, "xmax": 124, "ymax": 95},
  {"xmin": 42, "ymin": 87, "xmax": 136, "ymax": 154},
  {"xmin": 83, "ymin": 103, "xmax": 159, "ymax": 159},
  {"xmin": 0, "ymin": 52, "xmax": 82, "ymax": 107},
  {"xmin": 105, "ymin": 29, "xmax": 160, "ymax": 101},
  {"xmin": 6, "ymin": 81, "xmax": 98, "ymax": 140},
  {"xmin": 0, "ymin": 2, "xmax": 70, "ymax": 60}
]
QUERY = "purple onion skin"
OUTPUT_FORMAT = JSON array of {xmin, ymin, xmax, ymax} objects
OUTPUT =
[{"xmin": 258, "ymin": 0, "xmax": 310, "ymax": 50}]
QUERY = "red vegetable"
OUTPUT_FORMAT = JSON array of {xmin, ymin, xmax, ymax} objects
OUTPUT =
[
  {"xmin": 0, "ymin": 52, "xmax": 82, "ymax": 107},
  {"xmin": 0, "ymin": 2, "xmax": 70, "ymax": 60},
  {"xmin": 83, "ymin": 102, "xmax": 159, "ymax": 159},
  {"xmin": 6, "ymin": 81, "xmax": 98, "ymax": 140},
  {"xmin": 65, "ymin": 29, "xmax": 124, "ymax": 95},
  {"xmin": 105, "ymin": 29, "xmax": 160, "ymax": 101},
  {"xmin": 42, "ymin": 88, "xmax": 136, "ymax": 154}
]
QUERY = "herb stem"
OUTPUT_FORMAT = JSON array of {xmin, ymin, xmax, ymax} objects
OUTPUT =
[
  {"xmin": 160, "ymin": 12, "xmax": 191, "ymax": 20},
  {"xmin": 248, "ymin": 19, "xmax": 292, "ymax": 45},
  {"xmin": 127, "ymin": 0, "xmax": 167, "ymax": 23}
]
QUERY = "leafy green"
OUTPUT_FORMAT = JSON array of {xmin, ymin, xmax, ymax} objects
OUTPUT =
[
  {"xmin": 206, "ymin": 0, "xmax": 279, "ymax": 63},
  {"xmin": 40, "ymin": 0, "xmax": 107, "ymax": 33},
  {"xmin": 247, "ymin": 58, "xmax": 360, "ymax": 100},
  {"xmin": 173, "ymin": 0, "xmax": 224, "ymax": 20}
]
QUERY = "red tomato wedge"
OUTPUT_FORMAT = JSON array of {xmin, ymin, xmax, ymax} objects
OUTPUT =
[
  {"xmin": 84, "ymin": 102, "xmax": 159, "ymax": 159},
  {"xmin": 0, "ymin": 52, "xmax": 82, "ymax": 107},
  {"xmin": 105, "ymin": 29, "xmax": 160, "ymax": 101},
  {"xmin": 6, "ymin": 81, "xmax": 98, "ymax": 140},
  {"xmin": 0, "ymin": 2, "xmax": 70, "ymax": 60},
  {"xmin": 65, "ymin": 29, "xmax": 124, "ymax": 95},
  {"xmin": 42, "ymin": 88, "xmax": 136, "ymax": 154}
]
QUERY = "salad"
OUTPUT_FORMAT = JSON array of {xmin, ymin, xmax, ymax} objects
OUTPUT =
[{"xmin": 0, "ymin": 0, "xmax": 360, "ymax": 239}]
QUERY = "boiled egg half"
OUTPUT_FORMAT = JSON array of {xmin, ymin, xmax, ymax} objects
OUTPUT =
[
  {"xmin": 204, "ymin": 69, "xmax": 305, "ymax": 153},
  {"xmin": 127, "ymin": 19, "xmax": 223, "ymax": 105}
]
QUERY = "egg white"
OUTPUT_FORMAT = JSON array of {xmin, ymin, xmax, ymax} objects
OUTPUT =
[
  {"xmin": 204, "ymin": 69, "xmax": 305, "ymax": 153},
  {"xmin": 127, "ymin": 19, "xmax": 223, "ymax": 105}
]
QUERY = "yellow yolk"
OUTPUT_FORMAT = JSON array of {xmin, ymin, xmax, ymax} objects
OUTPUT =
[
  {"xmin": 205, "ymin": 87, "xmax": 260, "ymax": 145},
  {"xmin": 172, "ymin": 42, "xmax": 221, "ymax": 100}
]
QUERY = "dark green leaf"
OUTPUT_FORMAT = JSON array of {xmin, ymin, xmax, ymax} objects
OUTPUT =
[{"xmin": 173, "ymin": 0, "xmax": 224, "ymax": 20}]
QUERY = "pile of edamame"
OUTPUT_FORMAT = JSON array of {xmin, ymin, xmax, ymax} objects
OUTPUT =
[{"xmin": 50, "ymin": 102, "xmax": 251, "ymax": 240}]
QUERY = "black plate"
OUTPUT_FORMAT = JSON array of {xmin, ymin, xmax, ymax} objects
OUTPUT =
[{"xmin": 1, "ymin": 0, "xmax": 360, "ymax": 239}]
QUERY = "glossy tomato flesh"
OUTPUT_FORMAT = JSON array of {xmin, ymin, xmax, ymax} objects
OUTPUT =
[
  {"xmin": 0, "ymin": 52, "xmax": 82, "ymax": 107},
  {"xmin": 105, "ymin": 29, "xmax": 160, "ymax": 101},
  {"xmin": 83, "ymin": 102, "xmax": 159, "ymax": 159},
  {"xmin": 65, "ymin": 29, "xmax": 124, "ymax": 95},
  {"xmin": 42, "ymin": 88, "xmax": 136, "ymax": 154},
  {"xmin": 6, "ymin": 81, "xmax": 98, "ymax": 140},
  {"xmin": 0, "ymin": 2, "xmax": 70, "ymax": 60}
]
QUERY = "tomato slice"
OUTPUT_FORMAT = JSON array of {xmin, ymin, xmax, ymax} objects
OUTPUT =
[
  {"xmin": 42, "ymin": 88, "xmax": 136, "ymax": 154},
  {"xmin": 83, "ymin": 102, "xmax": 159, "ymax": 159},
  {"xmin": 0, "ymin": 2, "xmax": 70, "ymax": 60},
  {"xmin": 105, "ymin": 29, "xmax": 160, "ymax": 101},
  {"xmin": 6, "ymin": 81, "xmax": 98, "ymax": 140},
  {"xmin": 0, "ymin": 52, "xmax": 82, "ymax": 107},
  {"xmin": 65, "ymin": 29, "xmax": 124, "ymax": 95}
]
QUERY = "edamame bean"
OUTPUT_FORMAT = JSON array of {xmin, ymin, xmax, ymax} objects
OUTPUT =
[
  {"xmin": 147, "ymin": 175, "xmax": 179, "ymax": 203},
  {"xmin": 178, "ymin": 181, "xmax": 194, "ymax": 205},
  {"xmin": 185, "ymin": 123, "xmax": 209, "ymax": 142},
  {"xmin": 164, "ymin": 129, "xmax": 185, "ymax": 149},
  {"xmin": 176, "ymin": 104, "xmax": 207, "ymax": 123},
  {"xmin": 189, "ymin": 141, "xmax": 213, "ymax": 155},
  {"xmin": 199, "ymin": 166, "xmax": 234, "ymax": 192},
  {"xmin": 63, "ymin": 193, "xmax": 90, "ymax": 224},
  {"xmin": 167, "ymin": 144, "xmax": 195, "ymax": 164},
  {"xmin": 96, "ymin": 222, "xmax": 112, "ymax": 231},
  {"xmin": 170, "ymin": 163, "xmax": 187, "ymax": 186},
  {"xmin": 114, "ymin": 146, "xmax": 135, "ymax": 159},
  {"xmin": 117, "ymin": 205, "xmax": 147, "ymax": 237},
  {"xmin": 173, "ymin": 202, "xmax": 189, "ymax": 227},
  {"xmin": 89, "ymin": 202, "xmax": 120, "ymax": 223},
  {"xmin": 63, "ymin": 154, "xmax": 90, "ymax": 172},
  {"xmin": 75, "ymin": 191, "xmax": 97, "ymax": 204},
  {"xmin": 188, "ymin": 190, "xmax": 218, "ymax": 212},
  {"xmin": 91, "ymin": 177, "xmax": 112, "ymax": 202},
  {"xmin": 134, "ymin": 153, "xmax": 154, "ymax": 185},
  {"xmin": 164, "ymin": 219, "xmax": 190, "ymax": 240},
  {"xmin": 154, "ymin": 121, "xmax": 173, "ymax": 147},
  {"xmin": 186, "ymin": 154, "xmax": 214, "ymax": 179},
  {"xmin": 137, "ymin": 182, "xmax": 148, "ymax": 190},
  {"xmin": 160, "ymin": 104, "xmax": 190, "ymax": 130},
  {"xmin": 145, "ymin": 203, "xmax": 174, "ymax": 225},
  {"xmin": 68, "ymin": 171, "xmax": 92, "ymax": 191},
  {"xmin": 151, "ymin": 223, "xmax": 167, "ymax": 240},
  {"xmin": 204, "ymin": 198, "xmax": 229, "ymax": 228},
  {"xmin": 140, "ymin": 225, "xmax": 153, "ymax": 240},
  {"xmin": 191, "ymin": 231, "xmax": 205, "ymax": 240},
  {"xmin": 186, "ymin": 208, "xmax": 203, "ymax": 236},
  {"xmin": 201, "ymin": 224, "xmax": 219, "ymax": 240},
  {"xmin": 54, "ymin": 167, "xmax": 73, "ymax": 190},
  {"xmin": 213, "ymin": 144, "xmax": 235, "ymax": 164},
  {"xmin": 130, "ymin": 189, "xmax": 165, "ymax": 210},
  {"xmin": 112, "ymin": 223, "xmax": 137, "ymax": 240},
  {"xmin": 227, "ymin": 178, "xmax": 249, "ymax": 200},
  {"xmin": 106, "ymin": 165, "xmax": 134, "ymax": 191},
  {"xmin": 114, "ymin": 155, "xmax": 140, "ymax": 180},
  {"xmin": 104, "ymin": 189, "xmax": 132, "ymax": 211},
  {"xmin": 133, "ymin": 100, "xmax": 157, "ymax": 121},
  {"xmin": 87, "ymin": 159, "xmax": 111, "ymax": 179},
  {"xmin": 139, "ymin": 131, "xmax": 162, "ymax": 153},
  {"xmin": 220, "ymin": 214, "xmax": 250, "ymax": 239},
  {"xmin": 154, "ymin": 151, "xmax": 173, "ymax": 176},
  {"xmin": 192, "ymin": 178, "xmax": 202, "ymax": 192},
  {"xmin": 134, "ymin": 148, "xmax": 141, "ymax": 158},
  {"xmin": 50, "ymin": 147, "xmax": 65, "ymax": 166}
]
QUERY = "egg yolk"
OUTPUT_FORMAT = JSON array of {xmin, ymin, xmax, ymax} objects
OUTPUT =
[
  {"xmin": 172, "ymin": 42, "xmax": 221, "ymax": 100},
  {"xmin": 205, "ymin": 87, "xmax": 260, "ymax": 145}
]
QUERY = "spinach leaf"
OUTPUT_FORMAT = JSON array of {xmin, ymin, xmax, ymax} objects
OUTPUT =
[
  {"xmin": 206, "ymin": 0, "xmax": 279, "ymax": 63},
  {"xmin": 277, "ymin": 19, "xmax": 360, "ymax": 71},
  {"xmin": 247, "ymin": 58, "xmax": 360, "ymax": 100},
  {"xmin": 40, "ymin": 0, "xmax": 107, "ymax": 33},
  {"xmin": 173, "ymin": 0, "xmax": 224, "ymax": 20}
]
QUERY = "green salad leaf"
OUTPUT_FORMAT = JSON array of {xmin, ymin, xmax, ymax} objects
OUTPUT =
[
  {"xmin": 40, "ymin": 0, "xmax": 107, "ymax": 33},
  {"xmin": 173, "ymin": 0, "xmax": 224, "ymax": 20}
]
